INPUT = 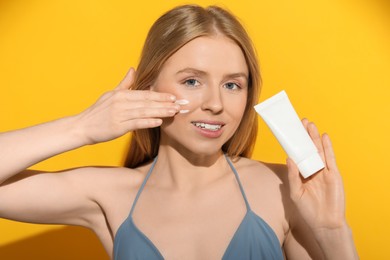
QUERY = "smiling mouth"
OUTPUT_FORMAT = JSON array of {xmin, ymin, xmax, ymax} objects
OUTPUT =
[{"xmin": 191, "ymin": 122, "xmax": 224, "ymax": 131}]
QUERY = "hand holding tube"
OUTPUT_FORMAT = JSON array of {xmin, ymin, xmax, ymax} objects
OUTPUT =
[
  {"xmin": 287, "ymin": 120, "xmax": 345, "ymax": 230},
  {"xmin": 287, "ymin": 119, "xmax": 358, "ymax": 259}
]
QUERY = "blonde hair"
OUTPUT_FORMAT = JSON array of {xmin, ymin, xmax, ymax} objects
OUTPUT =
[{"xmin": 125, "ymin": 4, "xmax": 261, "ymax": 168}]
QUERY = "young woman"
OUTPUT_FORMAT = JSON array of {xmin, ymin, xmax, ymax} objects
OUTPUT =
[{"xmin": 0, "ymin": 5, "xmax": 358, "ymax": 260}]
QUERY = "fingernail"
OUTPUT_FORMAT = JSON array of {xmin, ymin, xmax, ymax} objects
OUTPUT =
[
  {"xmin": 179, "ymin": 109, "xmax": 189, "ymax": 114},
  {"xmin": 175, "ymin": 99, "xmax": 189, "ymax": 105}
]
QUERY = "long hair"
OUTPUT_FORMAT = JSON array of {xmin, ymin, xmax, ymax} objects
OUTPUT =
[{"xmin": 125, "ymin": 5, "xmax": 261, "ymax": 168}]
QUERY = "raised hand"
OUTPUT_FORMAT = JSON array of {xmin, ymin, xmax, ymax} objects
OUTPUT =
[
  {"xmin": 286, "ymin": 119, "xmax": 346, "ymax": 231},
  {"xmin": 75, "ymin": 68, "xmax": 180, "ymax": 144}
]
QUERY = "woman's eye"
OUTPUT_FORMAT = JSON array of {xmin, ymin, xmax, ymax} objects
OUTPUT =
[
  {"xmin": 224, "ymin": 82, "xmax": 240, "ymax": 90},
  {"xmin": 184, "ymin": 79, "xmax": 200, "ymax": 87}
]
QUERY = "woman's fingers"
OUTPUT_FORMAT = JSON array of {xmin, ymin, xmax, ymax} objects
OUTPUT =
[
  {"xmin": 124, "ymin": 90, "xmax": 176, "ymax": 102},
  {"xmin": 307, "ymin": 122, "xmax": 326, "ymax": 163},
  {"xmin": 115, "ymin": 68, "xmax": 136, "ymax": 90},
  {"xmin": 302, "ymin": 118, "xmax": 310, "ymax": 133},
  {"xmin": 79, "ymin": 87, "xmax": 180, "ymax": 144},
  {"xmin": 322, "ymin": 133, "xmax": 338, "ymax": 172},
  {"xmin": 111, "ymin": 92, "xmax": 180, "ymax": 118},
  {"xmin": 302, "ymin": 118, "xmax": 326, "ymax": 163},
  {"xmin": 124, "ymin": 118, "xmax": 163, "ymax": 130},
  {"xmin": 286, "ymin": 158, "xmax": 303, "ymax": 201},
  {"xmin": 304, "ymin": 120, "xmax": 340, "ymax": 174},
  {"xmin": 122, "ymin": 99, "xmax": 179, "ymax": 110},
  {"xmin": 123, "ymin": 105, "xmax": 179, "ymax": 119}
]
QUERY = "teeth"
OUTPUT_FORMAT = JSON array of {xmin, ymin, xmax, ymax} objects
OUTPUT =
[{"xmin": 192, "ymin": 122, "xmax": 222, "ymax": 131}]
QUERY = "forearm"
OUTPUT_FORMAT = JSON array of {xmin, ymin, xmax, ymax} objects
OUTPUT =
[
  {"xmin": 315, "ymin": 223, "xmax": 359, "ymax": 260},
  {"xmin": 0, "ymin": 114, "xmax": 87, "ymax": 183}
]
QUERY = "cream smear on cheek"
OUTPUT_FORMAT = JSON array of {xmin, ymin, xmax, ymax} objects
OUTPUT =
[{"xmin": 174, "ymin": 99, "xmax": 190, "ymax": 113}]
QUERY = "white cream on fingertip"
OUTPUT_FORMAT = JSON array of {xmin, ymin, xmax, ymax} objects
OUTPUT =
[{"xmin": 175, "ymin": 99, "xmax": 190, "ymax": 105}]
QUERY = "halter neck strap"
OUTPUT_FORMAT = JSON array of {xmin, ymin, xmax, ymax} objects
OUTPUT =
[
  {"xmin": 129, "ymin": 156, "xmax": 158, "ymax": 217},
  {"xmin": 224, "ymin": 154, "xmax": 251, "ymax": 211}
]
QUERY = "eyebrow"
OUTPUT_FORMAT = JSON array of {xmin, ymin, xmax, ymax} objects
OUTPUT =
[
  {"xmin": 176, "ymin": 67, "xmax": 248, "ymax": 81},
  {"xmin": 176, "ymin": 68, "xmax": 207, "ymax": 76}
]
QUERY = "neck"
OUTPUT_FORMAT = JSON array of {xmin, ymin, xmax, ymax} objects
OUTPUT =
[{"xmin": 153, "ymin": 146, "xmax": 229, "ymax": 191}]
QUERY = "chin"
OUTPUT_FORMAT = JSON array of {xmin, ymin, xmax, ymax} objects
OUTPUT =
[{"xmin": 162, "ymin": 135, "xmax": 223, "ymax": 157}]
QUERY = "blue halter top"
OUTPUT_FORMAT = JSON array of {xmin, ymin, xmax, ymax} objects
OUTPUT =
[{"xmin": 113, "ymin": 156, "xmax": 283, "ymax": 259}]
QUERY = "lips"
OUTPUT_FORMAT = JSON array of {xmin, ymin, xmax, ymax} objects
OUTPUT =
[{"xmin": 191, "ymin": 120, "xmax": 225, "ymax": 138}]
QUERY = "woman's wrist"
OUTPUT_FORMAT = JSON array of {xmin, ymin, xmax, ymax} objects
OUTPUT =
[
  {"xmin": 20, "ymin": 115, "xmax": 91, "ymax": 158},
  {"xmin": 67, "ymin": 113, "xmax": 94, "ymax": 146},
  {"xmin": 314, "ymin": 223, "xmax": 358, "ymax": 260}
]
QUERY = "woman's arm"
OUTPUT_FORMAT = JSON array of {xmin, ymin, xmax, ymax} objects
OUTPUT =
[
  {"xmin": 0, "ymin": 68, "xmax": 179, "ymax": 226},
  {"xmin": 284, "ymin": 119, "xmax": 358, "ymax": 259},
  {"xmin": 0, "ymin": 115, "xmax": 88, "ymax": 184},
  {"xmin": 0, "ymin": 68, "xmax": 178, "ymax": 182}
]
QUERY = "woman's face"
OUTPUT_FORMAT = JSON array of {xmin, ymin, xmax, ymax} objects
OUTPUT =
[{"xmin": 152, "ymin": 35, "xmax": 248, "ymax": 157}]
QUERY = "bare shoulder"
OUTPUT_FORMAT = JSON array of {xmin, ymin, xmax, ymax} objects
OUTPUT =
[
  {"xmin": 232, "ymin": 157, "xmax": 291, "ymax": 202},
  {"xmin": 234, "ymin": 157, "xmax": 289, "ymax": 186},
  {"xmin": 232, "ymin": 157, "xmax": 294, "ymax": 240}
]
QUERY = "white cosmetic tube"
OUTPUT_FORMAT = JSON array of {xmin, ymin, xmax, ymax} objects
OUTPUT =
[{"xmin": 254, "ymin": 91, "xmax": 325, "ymax": 178}]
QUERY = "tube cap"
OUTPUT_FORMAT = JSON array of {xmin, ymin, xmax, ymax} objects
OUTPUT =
[{"xmin": 297, "ymin": 153, "xmax": 325, "ymax": 178}]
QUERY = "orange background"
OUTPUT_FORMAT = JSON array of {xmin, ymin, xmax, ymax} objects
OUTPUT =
[{"xmin": 1, "ymin": 0, "xmax": 389, "ymax": 259}]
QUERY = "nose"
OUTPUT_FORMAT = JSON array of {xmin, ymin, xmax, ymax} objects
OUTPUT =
[{"xmin": 201, "ymin": 85, "xmax": 223, "ymax": 114}]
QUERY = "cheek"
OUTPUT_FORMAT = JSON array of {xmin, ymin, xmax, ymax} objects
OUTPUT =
[{"xmin": 226, "ymin": 94, "xmax": 247, "ymax": 116}]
